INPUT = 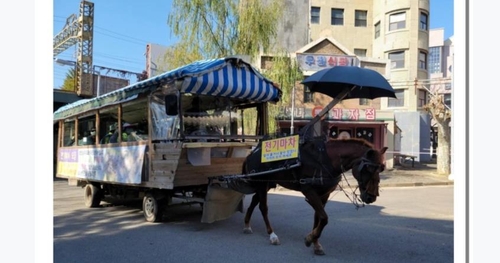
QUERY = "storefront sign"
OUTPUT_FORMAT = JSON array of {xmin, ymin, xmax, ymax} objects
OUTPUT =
[
  {"xmin": 279, "ymin": 107, "xmax": 376, "ymax": 121},
  {"xmin": 277, "ymin": 107, "xmax": 305, "ymax": 119},
  {"xmin": 297, "ymin": 53, "xmax": 359, "ymax": 71}
]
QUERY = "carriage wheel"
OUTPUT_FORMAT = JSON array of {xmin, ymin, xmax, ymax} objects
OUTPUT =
[
  {"xmin": 84, "ymin": 184, "xmax": 102, "ymax": 208},
  {"xmin": 143, "ymin": 193, "xmax": 163, "ymax": 223}
]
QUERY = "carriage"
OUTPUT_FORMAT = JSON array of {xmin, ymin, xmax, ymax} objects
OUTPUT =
[
  {"xmin": 55, "ymin": 57, "xmax": 395, "ymax": 255},
  {"xmin": 53, "ymin": 57, "xmax": 282, "ymax": 223}
]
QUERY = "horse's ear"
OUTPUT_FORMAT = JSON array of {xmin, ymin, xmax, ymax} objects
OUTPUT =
[{"xmin": 380, "ymin": 147, "xmax": 388, "ymax": 154}]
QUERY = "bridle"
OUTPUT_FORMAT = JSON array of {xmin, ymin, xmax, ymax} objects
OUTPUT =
[{"xmin": 337, "ymin": 153, "xmax": 384, "ymax": 209}]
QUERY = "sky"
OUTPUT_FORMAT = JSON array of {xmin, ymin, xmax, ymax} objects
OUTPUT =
[{"xmin": 52, "ymin": 0, "xmax": 455, "ymax": 90}]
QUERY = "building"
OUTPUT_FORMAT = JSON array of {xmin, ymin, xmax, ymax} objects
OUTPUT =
[{"xmin": 259, "ymin": 0, "xmax": 451, "ymax": 168}]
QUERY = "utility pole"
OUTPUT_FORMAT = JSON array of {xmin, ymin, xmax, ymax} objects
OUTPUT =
[{"xmin": 53, "ymin": 0, "xmax": 95, "ymax": 97}]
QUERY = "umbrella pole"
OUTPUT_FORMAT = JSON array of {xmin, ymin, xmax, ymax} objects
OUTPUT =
[{"xmin": 299, "ymin": 87, "xmax": 354, "ymax": 139}]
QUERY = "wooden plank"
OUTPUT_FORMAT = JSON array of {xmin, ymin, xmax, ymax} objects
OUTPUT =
[
  {"xmin": 151, "ymin": 143, "xmax": 183, "ymax": 160},
  {"xmin": 173, "ymin": 157, "xmax": 247, "ymax": 186}
]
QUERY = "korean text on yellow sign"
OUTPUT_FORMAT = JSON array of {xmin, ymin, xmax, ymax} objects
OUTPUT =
[{"xmin": 261, "ymin": 135, "xmax": 299, "ymax": 163}]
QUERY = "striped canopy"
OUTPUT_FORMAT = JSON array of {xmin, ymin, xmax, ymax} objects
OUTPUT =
[{"xmin": 54, "ymin": 57, "xmax": 282, "ymax": 120}]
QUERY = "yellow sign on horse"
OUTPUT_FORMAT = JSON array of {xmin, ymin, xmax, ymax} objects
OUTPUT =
[{"xmin": 261, "ymin": 135, "xmax": 299, "ymax": 163}]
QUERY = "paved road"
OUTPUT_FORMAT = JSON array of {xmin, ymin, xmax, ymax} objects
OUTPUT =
[{"xmin": 54, "ymin": 180, "xmax": 454, "ymax": 263}]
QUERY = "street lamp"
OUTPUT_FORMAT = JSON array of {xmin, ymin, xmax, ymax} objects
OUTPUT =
[
  {"xmin": 54, "ymin": 58, "xmax": 77, "ymax": 92},
  {"xmin": 54, "ymin": 58, "xmax": 102, "ymax": 96}
]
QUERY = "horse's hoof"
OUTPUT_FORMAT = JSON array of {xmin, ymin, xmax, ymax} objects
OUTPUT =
[
  {"xmin": 313, "ymin": 243, "xmax": 325, "ymax": 255},
  {"xmin": 270, "ymin": 239, "xmax": 281, "ymax": 245},
  {"xmin": 304, "ymin": 236, "xmax": 312, "ymax": 247},
  {"xmin": 243, "ymin": 227, "xmax": 253, "ymax": 234},
  {"xmin": 270, "ymin": 232, "xmax": 280, "ymax": 245},
  {"xmin": 314, "ymin": 248, "xmax": 325, "ymax": 256}
]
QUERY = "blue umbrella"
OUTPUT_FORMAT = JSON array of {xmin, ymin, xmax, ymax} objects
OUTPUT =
[{"xmin": 301, "ymin": 66, "xmax": 396, "ymax": 99}]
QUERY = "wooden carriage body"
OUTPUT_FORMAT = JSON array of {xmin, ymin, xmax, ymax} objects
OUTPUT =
[{"xmin": 53, "ymin": 57, "xmax": 281, "ymax": 222}]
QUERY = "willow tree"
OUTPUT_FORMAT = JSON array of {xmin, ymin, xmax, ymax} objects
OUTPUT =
[
  {"xmin": 165, "ymin": 0, "xmax": 299, "ymax": 134},
  {"xmin": 259, "ymin": 51, "xmax": 303, "ymax": 133},
  {"xmin": 166, "ymin": 0, "xmax": 284, "ymax": 66}
]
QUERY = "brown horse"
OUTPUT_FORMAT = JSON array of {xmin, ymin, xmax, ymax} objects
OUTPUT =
[{"xmin": 238, "ymin": 137, "xmax": 387, "ymax": 255}]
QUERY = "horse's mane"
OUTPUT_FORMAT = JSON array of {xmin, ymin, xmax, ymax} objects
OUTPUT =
[{"xmin": 327, "ymin": 137, "xmax": 375, "ymax": 149}]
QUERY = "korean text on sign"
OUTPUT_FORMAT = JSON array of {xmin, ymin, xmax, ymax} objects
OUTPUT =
[{"xmin": 261, "ymin": 135, "xmax": 299, "ymax": 163}]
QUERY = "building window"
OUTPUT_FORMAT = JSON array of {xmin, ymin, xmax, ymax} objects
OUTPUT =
[
  {"xmin": 418, "ymin": 89, "xmax": 428, "ymax": 107},
  {"xmin": 428, "ymin": 46, "xmax": 441, "ymax": 74},
  {"xmin": 389, "ymin": 51, "xmax": 405, "ymax": 69},
  {"xmin": 389, "ymin": 12, "xmax": 406, "ymax": 31},
  {"xmin": 359, "ymin": 98, "xmax": 369, "ymax": 105},
  {"xmin": 445, "ymin": 83, "xmax": 452, "ymax": 90},
  {"xmin": 355, "ymin": 10, "xmax": 367, "ymax": 27},
  {"xmin": 419, "ymin": 51, "xmax": 427, "ymax": 70},
  {"xmin": 388, "ymin": 90, "xmax": 404, "ymax": 107},
  {"xmin": 354, "ymin": 49, "xmax": 367, "ymax": 57},
  {"xmin": 420, "ymin": 12, "xmax": 428, "ymax": 30},
  {"xmin": 311, "ymin": 7, "xmax": 320, "ymax": 24},
  {"xmin": 304, "ymin": 85, "xmax": 314, "ymax": 103},
  {"xmin": 374, "ymin": 21, "xmax": 380, "ymax": 38},
  {"xmin": 331, "ymin": 8, "xmax": 344, "ymax": 25}
]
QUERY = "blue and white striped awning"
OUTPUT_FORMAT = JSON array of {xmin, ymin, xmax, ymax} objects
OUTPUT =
[{"xmin": 54, "ymin": 57, "xmax": 282, "ymax": 120}]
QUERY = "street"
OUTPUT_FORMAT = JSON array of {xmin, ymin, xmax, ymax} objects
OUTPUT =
[{"xmin": 54, "ymin": 180, "xmax": 454, "ymax": 263}]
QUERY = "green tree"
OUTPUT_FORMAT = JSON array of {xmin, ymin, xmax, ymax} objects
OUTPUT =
[
  {"xmin": 60, "ymin": 68, "xmax": 76, "ymax": 91},
  {"xmin": 259, "ymin": 51, "xmax": 303, "ymax": 132},
  {"xmin": 166, "ymin": 0, "xmax": 284, "ymax": 68},
  {"xmin": 165, "ymin": 0, "xmax": 301, "ymax": 134}
]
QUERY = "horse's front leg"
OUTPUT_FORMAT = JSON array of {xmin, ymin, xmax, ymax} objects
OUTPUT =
[
  {"xmin": 303, "ymin": 191, "xmax": 329, "ymax": 255},
  {"xmin": 243, "ymin": 192, "xmax": 260, "ymax": 234},
  {"xmin": 257, "ymin": 189, "xmax": 280, "ymax": 245}
]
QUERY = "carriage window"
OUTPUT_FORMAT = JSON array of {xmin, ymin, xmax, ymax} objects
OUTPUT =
[
  {"xmin": 240, "ymin": 107, "xmax": 257, "ymax": 136},
  {"xmin": 182, "ymin": 95, "xmax": 241, "ymax": 138},
  {"xmin": 178, "ymin": 94, "xmax": 267, "ymax": 141},
  {"xmin": 77, "ymin": 113, "xmax": 97, "ymax": 146},
  {"xmin": 99, "ymin": 106, "xmax": 119, "ymax": 144},
  {"xmin": 121, "ymin": 99, "xmax": 148, "ymax": 142},
  {"xmin": 151, "ymin": 97, "xmax": 179, "ymax": 141},
  {"xmin": 63, "ymin": 119, "xmax": 76, "ymax": 147}
]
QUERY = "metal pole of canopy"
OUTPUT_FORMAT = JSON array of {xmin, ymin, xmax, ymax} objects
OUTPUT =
[{"xmin": 299, "ymin": 86, "xmax": 355, "ymax": 141}]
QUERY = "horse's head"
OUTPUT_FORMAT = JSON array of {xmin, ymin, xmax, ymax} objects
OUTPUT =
[{"xmin": 351, "ymin": 146, "xmax": 388, "ymax": 204}]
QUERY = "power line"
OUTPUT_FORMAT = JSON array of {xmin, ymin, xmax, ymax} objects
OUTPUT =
[{"xmin": 94, "ymin": 26, "xmax": 149, "ymax": 45}]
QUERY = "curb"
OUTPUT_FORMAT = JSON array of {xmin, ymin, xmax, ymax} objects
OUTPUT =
[{"xmin": 380, "ymin": 181, "xmax": 454, "ymax": 188}]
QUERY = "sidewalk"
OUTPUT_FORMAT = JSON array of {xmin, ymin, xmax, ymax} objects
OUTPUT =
[
  {"xmin": 274, "ymin": 159, "xmax": 453, "ymax": 191},
  {"xmin": 378, "ymin": 160, "xmax": 454, "ymax": 187}
]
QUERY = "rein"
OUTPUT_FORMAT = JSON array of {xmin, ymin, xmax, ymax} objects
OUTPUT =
[{"xmin": 337, "ymin": 155, "xmax": 381, "ymax": 209}]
